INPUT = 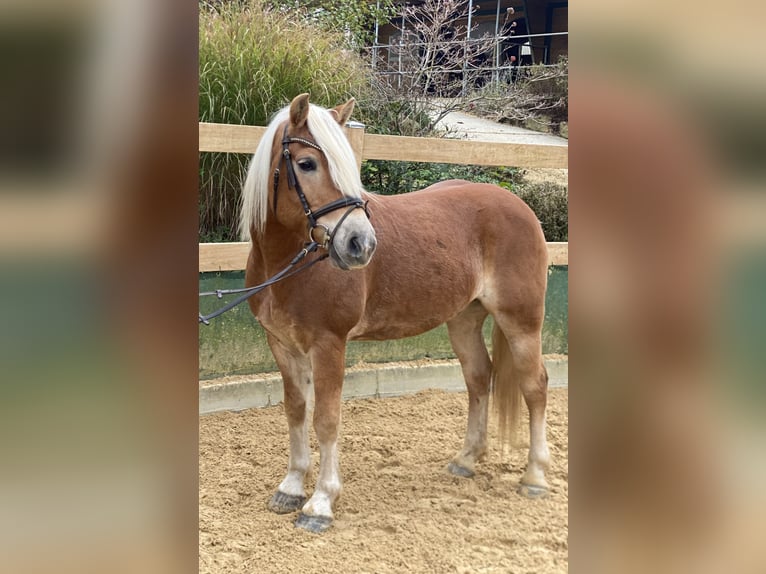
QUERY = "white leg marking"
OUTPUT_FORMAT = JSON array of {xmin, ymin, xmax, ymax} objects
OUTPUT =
[
  {"xmin": 302, "ymin": 439, "xmax": 341, "ymax": 519},
  {"xmin": 278, "ymin": 420, "xmax": 310, "ymax": 497},
  {"xmin": 278, "ymin": 357, "xmax": 313, "ymax": 497},
  {"xmin": 523, "ymin": 410, "xmax": 551, "ymax": 487}
]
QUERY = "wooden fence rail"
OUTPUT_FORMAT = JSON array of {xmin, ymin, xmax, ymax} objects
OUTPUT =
[
  {"xmin": 199, "ymin": 121, "xmax": 568, "ymax": 269},
  {"xmin": 200, "ymin": 241, "xmax": 569, "ymax": 272},
  {"xmin": 199, "ymin": 122, "xmax": 568, "ymax": 168}
]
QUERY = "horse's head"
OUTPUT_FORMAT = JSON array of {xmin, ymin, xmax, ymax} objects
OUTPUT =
[{"xmin": 241, "ymin": 93, "xmax": 377, "ymax": 270}]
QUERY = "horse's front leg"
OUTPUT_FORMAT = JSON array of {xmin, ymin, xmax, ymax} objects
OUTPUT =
[
  {"xmin": 266, "ymin": 335, "xmax": 312, "ymax": 514},
  {"xmin": 295, "ymin": 337, "xmax": 346, "ymax": 533}
]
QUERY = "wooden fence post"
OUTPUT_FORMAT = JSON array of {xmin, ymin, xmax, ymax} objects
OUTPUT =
[{"xmin": 344, "ymin": 121, "xmax": 366, "ymax": 172}]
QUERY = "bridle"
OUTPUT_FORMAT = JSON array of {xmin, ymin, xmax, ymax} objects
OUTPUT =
[
  {"xmin": 199, "ymin": 124, "xmax": 371, "ymax": 325},
  {"xmin": 275, "ymin": 125, "xmax": 370, "ymax": 249}
]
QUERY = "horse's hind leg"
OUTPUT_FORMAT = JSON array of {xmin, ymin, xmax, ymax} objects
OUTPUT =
[
  {"xmin": 446, "ymin": 301, "xmax": 491, "ymax": 478},
  {"xmin": 493, "ymin": 318, "xmax": 551, "ymax": 497},
  {"xmin": 266, "ymin": 335, "xmax": 312, "ymax": 514},
  {"xmin": 515, "ymin": 340, "xmax": 550, "ymax": 497}
]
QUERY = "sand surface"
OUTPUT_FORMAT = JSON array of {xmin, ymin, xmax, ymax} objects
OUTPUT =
[{"xmin": 200, "ymin": 388, "xmax": 568, "ymax": 573}]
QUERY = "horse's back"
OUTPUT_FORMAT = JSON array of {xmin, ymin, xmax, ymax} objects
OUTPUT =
[
  {"xmin": 380, "ymin": 179, "xmax": 541, "ymax": 227},
  {"xmin": 366, "ymin": 179, "xmax": 547, "ymax": 268}
]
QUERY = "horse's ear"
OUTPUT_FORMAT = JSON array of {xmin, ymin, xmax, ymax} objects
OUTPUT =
[
  {"xmin": 289, "ymin": 93, "xmax": 310, "ymax": 128},
  {"xmin": 330, "ymin": 97, "xmax": 356, "ymax": 126}
]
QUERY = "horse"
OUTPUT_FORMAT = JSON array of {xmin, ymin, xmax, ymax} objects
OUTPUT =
[{"xmin": 240, "ymin": 93, "xmax": 551, "ymax": 533}]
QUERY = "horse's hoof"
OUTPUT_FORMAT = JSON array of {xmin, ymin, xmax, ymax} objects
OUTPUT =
[
  {"xmin": 518, "ymin": 483, "xmax": 549, "ymax": 499},
  {"xmin": 295, "ymin": 513, "xmax": 333, "ymax": 533},
  {"xmin": 268, "ymin": 491, "xmax": 306, "ymax": 514},
  {"xmin": 447, "ymin": 461, "xmax": 475, "ymax": 478}
]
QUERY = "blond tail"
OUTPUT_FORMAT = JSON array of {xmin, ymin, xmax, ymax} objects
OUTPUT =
[{"xmin": 491, "ymin": 323, "xmax": 521, "ymax": 449}]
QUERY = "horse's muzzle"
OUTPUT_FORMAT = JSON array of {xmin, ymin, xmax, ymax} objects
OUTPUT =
[{"xmin": 330, "ymin": 231, "xmax": 377, "ymax": 270}]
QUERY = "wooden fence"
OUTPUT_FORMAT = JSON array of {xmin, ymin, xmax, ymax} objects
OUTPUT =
[{"xmin": 199, "ymin": 121, "xmax": 568, "ymax": 271}]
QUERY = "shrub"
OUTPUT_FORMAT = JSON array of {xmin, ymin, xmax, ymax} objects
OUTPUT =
[
  {"xmin": 199, "ymin": 0, "xmax": 369, "ymax": 242},
  {"xmin": 513, "ymin": 180, "xmax": 568, "ymax": 242},
  {"xmin": 470, "ymin": 56, "xmax": 568, "ymax": 136},
  {"xmin": 514, "ymin": 56, "xmax": 568, "ymax": 135},
  {"xmin": 362, "ymin": 162, "xmax": 522, "ymax": 195}
]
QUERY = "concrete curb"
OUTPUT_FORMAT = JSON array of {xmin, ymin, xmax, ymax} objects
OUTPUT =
[{"xmin": 200, "ymin": 357, "xmax": 567, "ymax": 415}]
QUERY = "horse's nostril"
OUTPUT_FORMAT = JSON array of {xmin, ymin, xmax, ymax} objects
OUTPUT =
[{"xmin": 348, "ymin": 235, "xmax": 362, "ymax": 257}]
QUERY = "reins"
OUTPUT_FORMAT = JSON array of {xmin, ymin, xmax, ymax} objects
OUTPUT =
[
  {"xmin": 199, "ymin": 242, "xmax": 327, "ymax": 325},
  {"xmin": 199, "ymin": 125, "xmax": 370, "ymax": 325}
]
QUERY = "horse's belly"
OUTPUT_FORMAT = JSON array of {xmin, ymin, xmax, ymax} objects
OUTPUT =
[
  {"xmin": 347, "ymin": 315, "xmax": 448, "ymax": 341},
  {"xmin": 347, "ymin": 287, "xmax": 476, "ymax": 341}
]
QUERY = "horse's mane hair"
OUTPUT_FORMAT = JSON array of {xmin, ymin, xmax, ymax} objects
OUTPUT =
[{"xmin": 239, "ymin": 103, "xmax": 365, "ymax": 241}]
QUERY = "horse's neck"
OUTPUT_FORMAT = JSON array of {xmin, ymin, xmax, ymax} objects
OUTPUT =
[{"xmin": 257, "ymin": 219, "xmax": 306, "ymax": 269}]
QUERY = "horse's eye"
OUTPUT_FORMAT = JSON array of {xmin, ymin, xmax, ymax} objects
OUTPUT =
[{"xmin": 297, "ymin": 158, "xmax": 316, "ymax": 172}]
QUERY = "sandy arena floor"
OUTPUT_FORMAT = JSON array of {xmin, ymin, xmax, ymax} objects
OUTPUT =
[{"xmin": 200, "ymin": 387, "xmax": 568, "ymax": 573}]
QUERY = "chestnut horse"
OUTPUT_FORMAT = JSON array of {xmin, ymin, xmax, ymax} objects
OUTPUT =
[{"xmin": 241, "ymin": 94, "xmax": 550, "ymax": 533}]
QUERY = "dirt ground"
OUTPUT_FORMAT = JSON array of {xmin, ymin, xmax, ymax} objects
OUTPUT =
[{"xmin": 200, "ymin": 388, "xmax": 568, "ymax": 574}]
